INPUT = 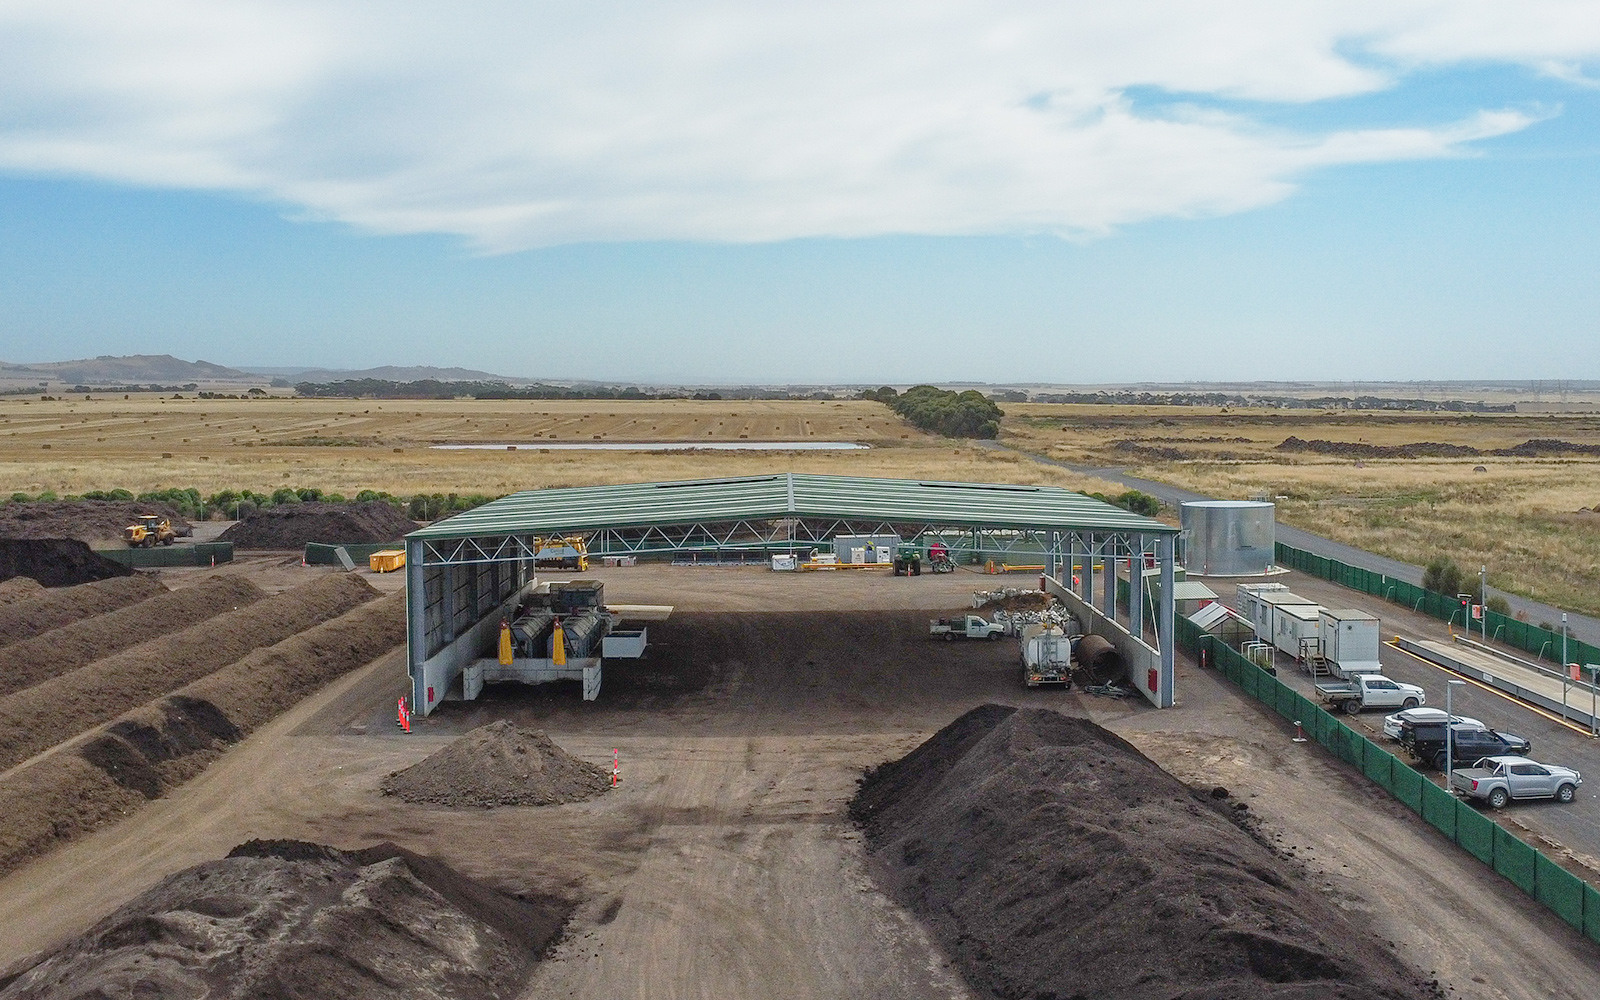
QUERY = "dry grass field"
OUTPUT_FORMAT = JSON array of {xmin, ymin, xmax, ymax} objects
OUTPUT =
[
  {"xmin": 5, "ymin": 391, "xmax": 1597, "ymax": 615},
  {"xmin": 0, "ymin": 395, "xmax": 1123, "ymax": 498},
  {"xmin": 1002, "ymin": 404, "xmax": 1600, "ymax": 616}
]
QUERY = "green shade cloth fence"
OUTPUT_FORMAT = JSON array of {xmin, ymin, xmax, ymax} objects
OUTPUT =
[
  {"xmin": 95, "ymin": 541, "xmax": 233, "ymax": 567},
  {"xmin": 1275, "ymin": 543, "xmax": 1600, "ymax": 668},
  {"xmin": 1188, "ymin": 626, "xmax": 1599, "ymax": 944}
]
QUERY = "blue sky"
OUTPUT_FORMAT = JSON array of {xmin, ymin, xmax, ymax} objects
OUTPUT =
[{"xmin": 1, "ymin": 3, "xmax": 1598, "ymax": 384}]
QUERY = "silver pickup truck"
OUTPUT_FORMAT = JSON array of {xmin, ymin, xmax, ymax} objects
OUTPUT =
[
  {"xmin": 1314, "ymin": 674, "xmax": 1425, "ymax": 715},
  {"xmin": 1449, "ymin": 755, "xmax": 1582, "ymax": 808}
]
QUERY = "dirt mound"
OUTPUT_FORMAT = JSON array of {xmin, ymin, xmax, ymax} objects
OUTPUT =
[
  {"xmin": 0, "ymin": 578, "xmax": 42, "ymax": 603},
  {"xmin": 0, "ymin": 576, "xmax": 265, "ymax": 692},
  {"xmin": 1278, "ymin": 436, "xmax": 1600, "ymax": 460},
  {"xmin": 382, "ymin": 721, "xmax": 612, "ymax": 807},
  {"xmin": 0, "ymin": 539, "xmax": 132, "ymax": 588},
  {"xmin": 0, "ymin": 576, "xmax": 163, "ymax": 648},
  {"xmin": 1277, "ymin": 436, "xmax": 1480, "ymax": 459},
  {"xmin": 0, "ymin": 594, "xmax": 404, "ymax": 877},
  {"xmin": 852, "ymin": 705, "xmax": 1438, "ymax": 1000},
  {"xmin": 0, "ymin": 839, "xmax": 569, "ymax": 999},
  {"xmin": 0, "ymin": 574, "xmax": 378, "ymax": 773},
  {"xmin": 218, "ymin": 501, "xmax": 418, "ymax": 549},
  {"xmin": 0, "ymin": 500, "xmax": 190, "ymax": 547}
]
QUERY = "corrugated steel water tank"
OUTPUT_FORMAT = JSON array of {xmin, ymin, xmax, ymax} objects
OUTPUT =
[{"xmin": 1181, "ymin": 500, "xmax": 1275, "ymax": 577}]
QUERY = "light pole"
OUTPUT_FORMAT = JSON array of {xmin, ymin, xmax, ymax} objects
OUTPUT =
[
  {"xmin": 1480, "ymin": 565, "xmax": 1488, "ymax": 643},
  {"xmin": 1590, "ymin": 665, "xmax": 1599, "ymax": 737},
  {"xmin": 1562, "ymin": 614, "xmax": 1570, "ymax": 720},
  {"xmin": 1445, "ymin": 679, "xmax": 1466, "ymax": 789}
]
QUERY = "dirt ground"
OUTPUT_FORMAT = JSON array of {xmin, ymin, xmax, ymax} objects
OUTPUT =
[{"xmin": 0, "ymin": 565, "xmax": 1595, "ymax": 999}]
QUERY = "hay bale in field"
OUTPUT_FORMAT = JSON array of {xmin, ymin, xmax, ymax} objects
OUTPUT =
[
  {"xmin": 0, "ymin": 539, "xmax": 132, "ymax": 588},
  {"xmin": 380, "ymin": 721, "xmax": 611, "ymax": 808},
  {"xmin": 0, "ymin": 574, "xmax": 377, "ymax": 772},
  {"xmin": 0, "ymin": 576, "xmax": 265, "ymax": 692},
  {"xmin": 0, "ymin": 576, "xmax": 164, "ymax": 649}
]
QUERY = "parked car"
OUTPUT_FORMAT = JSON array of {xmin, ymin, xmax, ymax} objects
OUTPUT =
[
  {"xmin": 1382, "ymin": 707, "xmax": 1482, "ymax": 741},
  {"xmin": 1314, "ymin": 674, "xmax": 1425, "ymax": 715},
  {"xmin": 1450, "ymin": 756, "xmax": 1582, "ymax": 808},
  {"xmin": 1401, "ymin": 719, "xmax": 1531, "ymax": 770}
]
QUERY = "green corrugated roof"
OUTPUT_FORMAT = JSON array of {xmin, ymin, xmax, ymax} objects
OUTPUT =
[{"xmin": 407, "ymin": 473, "xmax": 1176, "ymax": 540}]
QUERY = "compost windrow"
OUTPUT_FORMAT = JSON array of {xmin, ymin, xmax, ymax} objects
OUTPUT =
[{"xmin": 851, "ymin": 705, "xmax": 1441, "ymax": 1000}]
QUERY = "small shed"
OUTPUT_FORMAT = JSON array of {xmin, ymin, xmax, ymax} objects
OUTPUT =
[{"xmin": 1189, "ymin": 601, "xmax": 1255, "ymax": 648}]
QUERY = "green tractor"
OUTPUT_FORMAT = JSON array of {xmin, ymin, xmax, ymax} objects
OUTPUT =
[{"xmin": 892, "ymin": 543, "xmax": 922, "ymax": 576}]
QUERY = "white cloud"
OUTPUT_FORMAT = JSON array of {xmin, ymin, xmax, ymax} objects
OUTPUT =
[{"xmin": 0, "ymin": 1, "xmax": 1591, "ymax": 250}]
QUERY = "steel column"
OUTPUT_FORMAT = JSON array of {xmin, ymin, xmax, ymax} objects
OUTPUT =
[
  {"xmin": 1157, "ymin": 533, "xmax": 1176, "ymax": 708},
  {"xmin": 1129, "ymin": 534, "xmax": 1144, "ymax": 640},
  {"xmin": 405, "ymin": 536, "xmax": 427, "ymax": 713},
  {"xmin": 1101, "ymin": 539, "xmax": 1116, "ymax": 621},
  {"xmin": 1082, "ymin": 536, "xmax": 1095, "ymax": 605}
]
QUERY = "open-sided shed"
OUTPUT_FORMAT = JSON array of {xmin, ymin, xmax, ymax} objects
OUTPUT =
[{"xmin": 403, "ymin": 473, "xmax": 1180, "ymax": 714}]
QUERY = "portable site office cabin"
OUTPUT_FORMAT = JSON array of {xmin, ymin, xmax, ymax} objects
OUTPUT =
[
  {"xmin": 1320, "ymin": 609, "xmax": 1383, "ymax": 678},
  {"xmin": 1235, "ymin": 584, "xmax": 1320, "ymax": 644},
  {"xmin": 1272, "ymin": 603, "xmax": 1323, "ymax": 660}
]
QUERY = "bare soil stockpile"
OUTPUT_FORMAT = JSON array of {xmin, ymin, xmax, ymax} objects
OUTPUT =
[
  {"xmin": 0, "ymin": 576, "xmax": 163, "ymax": 648},
  {"xmin": 0, "ymin": 576, "xmax": 264, "ymax": 691},
  {"xmin": 851, "ymin": 705, "xmax": 1439, "ymax": 1000},
  {"xmin": 0, "ymin": 500, "xmax": 191, "ymax": 547},
  {"xmin": 0, "ymin": 574, "xmax": 377, "ymax": 772},
  {"xmin": 381, "ymin": 721, "xmax": 612, "ymax": 807},
  {"xmin": 0, "ymin": 839, "xmax": 569, "ymax": 999},
  {"xmin": 0, "ymin": 539, "xmax": 131, "ymax": 588},
  {"xmin": 218, "ymin": 501, "xmax": 418, "ymax": 549},
  {"xmin": 0, "ymin": 594, "xmax": 405, "ymax": 876}
]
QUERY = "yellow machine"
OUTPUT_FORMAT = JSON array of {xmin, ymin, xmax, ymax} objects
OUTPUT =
[
  {"xmin": 534, "ymin": 535, "xmax": 589, "ymax": 571},
  {"xmin": 123, "ymin": 514, "xmax": 177, "ymax": 548}
]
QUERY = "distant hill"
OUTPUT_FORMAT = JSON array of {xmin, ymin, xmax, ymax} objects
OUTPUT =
[
  {"xmin": 0, "ymin": 355, "xmax": 254, "ymax": 385},
  {"xmin": 241, "ymin": 365, "xmax": 524, "ymax": 383}
]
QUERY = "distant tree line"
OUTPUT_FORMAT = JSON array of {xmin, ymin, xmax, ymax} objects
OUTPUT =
[
  {"xmin": 2, "ymin": 486, "xmax": 496, "ymax": 522},
  {"xmin": 1030, "ymin": 390, "xmax": 1514, "ymax": 412},
  {"xmin": 866, "ymin": 385, "xmax": 1004, "ymax": 439},
  {"xmin": 293, "ymin": 379, "xmax": 851, "ymax": 401}
]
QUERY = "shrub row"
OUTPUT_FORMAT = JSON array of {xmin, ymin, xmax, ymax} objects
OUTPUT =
[{"xmin": 2, "ymin": 486, "xmax": 497, "ymax": 522}]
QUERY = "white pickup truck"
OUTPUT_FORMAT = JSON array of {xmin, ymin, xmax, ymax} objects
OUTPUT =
[
  {"xmin": 1314, "ymin": 674, "xmax": 1425, "ymax": 715},
  {"xmin": 929, "ymin": 614, "xmax": 1005, "ymax": 641},
  {"xmin": 1450, "ymin": 755, "xmax": 1582, "ymax": 808}
]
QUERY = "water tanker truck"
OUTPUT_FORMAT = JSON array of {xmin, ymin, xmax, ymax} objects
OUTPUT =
[{"xmin": 1021, "ymin": 624, "xmax": 1075, "ymax": 687}]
